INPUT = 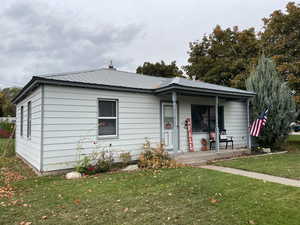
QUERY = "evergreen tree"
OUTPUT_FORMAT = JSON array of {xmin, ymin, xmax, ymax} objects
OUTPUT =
[{"xmin": 246, "ymin": 55, "xmax": 296, "ymax": 150}]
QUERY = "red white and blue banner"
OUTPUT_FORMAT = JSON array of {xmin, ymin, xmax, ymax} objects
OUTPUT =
[{"xmin": 250, "ymin": 109, "xmax": 269, "ymax": 137}]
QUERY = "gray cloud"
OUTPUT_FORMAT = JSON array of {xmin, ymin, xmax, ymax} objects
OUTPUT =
[
  {"xmin": 0, "ymin": 0, "xmax": 294, "ymax": 88},
  {"xmin": 0, "ymin": 1, "xmax": 143, "ymax": 87}
]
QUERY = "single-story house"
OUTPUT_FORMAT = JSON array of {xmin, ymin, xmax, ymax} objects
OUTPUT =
[{"xmin": 12, "ymin": 68, "xmax": 255, "ymax": 173}]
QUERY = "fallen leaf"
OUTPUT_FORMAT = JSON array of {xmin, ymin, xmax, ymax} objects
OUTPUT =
[
  {"xmin": 74, "ymin": 199, "xmax": 81, "ymax": 205},
  {"xmin": 42, "ymin": 215, "xmax": 48, "ymax": 220},
  {"xmin": 19, "ymin": 222, "xmax": 32, "ymax": 225},
  {"xmin": 209, "ymin": 198, "xmax": 221, "ymax": 204},
  {"xmin": 249, "ymin": 220, "xmax": 256, "ymax": 224}
]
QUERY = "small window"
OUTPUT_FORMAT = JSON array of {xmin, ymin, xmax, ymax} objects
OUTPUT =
[
  {"xmin": 20, "ymin": 106, "xmax": 24, "ymax": 136},
  {"xmin": 191, "ymin": 105, "xmax": 224, "ymax": 133},
  {"xmin": 97, "ymin": 99, "xmax": 118, "ymax": 136},
  {"xmin": 27, "ymin": 101, "xmax": 31, "ymax": 138}
]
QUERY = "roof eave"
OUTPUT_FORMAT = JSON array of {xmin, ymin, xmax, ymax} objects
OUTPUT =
[
  {"xmin": 12, "ymin": 77, "xmax": 154, "ymax": 104},
  {"xmin": 155, "ymin": 83, "xmax": 256, "ymax": 98},
  {"xmin": 13, "ymin": 77, "xmax": 256, "ymax": 104}
]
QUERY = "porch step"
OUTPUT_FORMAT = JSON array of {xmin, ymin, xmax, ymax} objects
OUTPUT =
[{"xmin": 175, "ymin": 149, "xmax": 250, "ymax": 165}]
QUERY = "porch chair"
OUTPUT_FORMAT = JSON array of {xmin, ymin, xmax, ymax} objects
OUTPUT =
[{"xmin": 209, "ymin": 130, "xmax": 233, "ymax": 150}]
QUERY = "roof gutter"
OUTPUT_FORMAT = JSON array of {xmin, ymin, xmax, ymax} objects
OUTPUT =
[
  {"xmin": 154, "ymin": 83, "xmax": 256, "ymax": 98},
  {"xmin": 12, "ymin": 76, "xmax": 154, "ymax": 104},
  {"xmin": 13, "ymin": 77, "xmax": 256, "ymax": 104}
]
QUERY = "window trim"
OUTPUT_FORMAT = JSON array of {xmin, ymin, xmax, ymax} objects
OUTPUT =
[
  {"xmin": 97, "ymin": 98, "xmax": 119, "ymax": 139},
  {"xmin": 20, "ymin": 106, "xmax": 24, "ymax": 137},
  {"xmin": 27, "ymin": 101, "xmax": 32, "ymax": 139},
  {"xmin": 191, "ymin": 104, "xmax": 224, "ymax": 133}
]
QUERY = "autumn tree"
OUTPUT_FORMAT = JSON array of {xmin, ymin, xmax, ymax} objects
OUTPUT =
[
  {"xmin": 260, "ymin": 2, "xmax": 300, "ymax": 103},
  {"xmin": 0, "ymin": 87, "xmax": 20, "ymax": 117},
  {"xmin": 184, "ymin": 25, "xmax": 260, "ymax": 89},
  {"xmin": 136, "ymin": 60, "xmax": 183, "ymax": 78},
  {"xmin": 246, "ymin": 55, "xmax": 296, "ymax": 150}
]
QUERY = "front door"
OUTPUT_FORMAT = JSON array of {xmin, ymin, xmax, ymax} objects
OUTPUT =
[{"xmin": 161, "ymin": 103, "xmax": 176, "ymax": 150}]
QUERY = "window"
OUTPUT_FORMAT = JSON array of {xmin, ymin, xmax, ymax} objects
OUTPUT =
[
  {"xmin": 20, "ymin": 106, "xmax": 24, "ymax": 136},
  {"xmin": 97, "ymin": 99, "xmax": 118, "ymax": 136},
  {"xmin": 27, "ymin": 101, "xmax": 31, "ymax": 138},
  {"xmin": 191, "ymin": 105, "xmax": 224, "ymax": 133}
]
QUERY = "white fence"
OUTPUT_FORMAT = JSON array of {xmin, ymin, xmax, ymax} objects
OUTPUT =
[{"xmin": 0, "ymin": 117, "xmax": 16, "ymax": 123}]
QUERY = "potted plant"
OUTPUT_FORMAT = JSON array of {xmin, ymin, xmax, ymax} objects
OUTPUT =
[{"xmin": 201, "ymin": 138, "xmax": 208, "ymax": 151}]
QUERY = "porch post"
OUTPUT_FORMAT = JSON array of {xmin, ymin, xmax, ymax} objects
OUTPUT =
[
  {"xmin": 246, "ymin": 98, "xmax": 252, "ymax": 149},
  {"xmin": 172, "ymin": 91, "xmax": 178, "ymax": 154},
  {"xmin": 215, "ymin": 96, "xmax": 220, "ymax": 152}
]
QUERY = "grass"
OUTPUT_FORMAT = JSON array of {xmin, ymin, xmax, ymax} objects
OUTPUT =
[
  {"xmin": 0, "ymin": 137, "xmax": 300, "ymax": 224},
  {"xmin": 214, "ymin": 135, "xmax": 300, "ymax": 180},
  {"xmin": 0, "ymin": 138, "xmax": 15, "ymax": 157},
  {"xmin": 0, "ymin": 167, "xmax": 299, "ymax": 225}
]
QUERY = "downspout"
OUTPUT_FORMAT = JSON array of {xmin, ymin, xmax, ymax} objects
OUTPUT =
[
  {"xmin": 215, "ymin": 96, "xmax": 220, "ymax": 152},
  {"xmin": 172, "ymin": 91, "xmax": 178, "ymax": 154}
]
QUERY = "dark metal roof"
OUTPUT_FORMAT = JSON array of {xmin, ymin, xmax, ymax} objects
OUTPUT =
[{"xmin": 13, "ymin": 68, "xmax": 255, "ymax": 103}]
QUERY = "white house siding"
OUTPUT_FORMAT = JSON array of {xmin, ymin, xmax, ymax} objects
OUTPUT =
[
  {"xmin": 15, "ymin": 87, "xmax": 42, "ymax": 171},
  {"xmin": 178, "ymin": 96, "xmax": 247, "ymax": 152},
  {"xmin": 42, "ymin": 85, "xmax": 161, "ymax": 171},
  {"xmin": 224, "ymin": 101, "xmax": 248, "ymax": 148}
]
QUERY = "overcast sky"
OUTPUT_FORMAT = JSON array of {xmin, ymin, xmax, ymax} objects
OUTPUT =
[{"xmin": 0, "ymin": 0, "xmax": 297, "ymax": 88}]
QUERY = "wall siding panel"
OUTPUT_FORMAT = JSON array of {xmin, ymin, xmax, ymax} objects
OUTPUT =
[
  {"xmin": 42, "ymin": 85, "xmax": 161, "ymax": 171},
  {"xmin": 15, "ymin": 87, "xmax": 42, "ymax": 171}
]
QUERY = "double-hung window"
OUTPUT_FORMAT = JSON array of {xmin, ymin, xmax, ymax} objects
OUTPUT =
[
  {"xmin": 97, "ymin": 99, "xmax": 118, "ymax": 137},
  {"xmin": 27, "ymin": 101, "xmax": 32, "ymax": 138},
  {"xmin": 20, "ymin": 106, "xmax": 24, "ymax": 136}
]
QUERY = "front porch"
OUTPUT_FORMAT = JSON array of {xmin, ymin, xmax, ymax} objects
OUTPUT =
[
  {"xmin": 158, "ymin": 90, "xmax": 253, "ymax": 154},
  {"xmin": 175, "ymin": 148, "xmax": 251, "ymax": 166}
]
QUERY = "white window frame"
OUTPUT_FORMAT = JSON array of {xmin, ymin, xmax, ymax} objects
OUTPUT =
[{"xmin": 97, "ymin": 98, "xmax": 118, "ymax": 138}]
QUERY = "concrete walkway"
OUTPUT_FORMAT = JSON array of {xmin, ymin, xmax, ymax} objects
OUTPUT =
[{"xmin": 201, "ymin": 165, "xmax": 300, "ymax": 188}]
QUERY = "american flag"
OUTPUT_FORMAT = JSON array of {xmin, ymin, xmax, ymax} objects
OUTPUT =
[{"xmin": 250, "ymin": 109, "xmax": 269, "ymax": 137}]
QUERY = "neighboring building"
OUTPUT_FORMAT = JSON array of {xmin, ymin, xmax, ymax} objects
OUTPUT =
[{"xmin": 12, "ymin": 68, "xmax": 255, "ymax": 173}]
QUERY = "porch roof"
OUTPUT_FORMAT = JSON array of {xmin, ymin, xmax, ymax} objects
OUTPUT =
[{"xmin": 13, "ymin": 68, "xmax": 255, "ymax": 104}]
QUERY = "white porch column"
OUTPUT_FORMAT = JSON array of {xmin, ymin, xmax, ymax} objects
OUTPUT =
[
  {"xmin": 246, "ymin": 98, "xmax": 252, "ymax": 149},
  {"xmin": 172, "ymin": 91, "xmax": 179, "ymax": 154},
  {"xmin": 215, "ymin": 96, "xmax": 220, "ymax": 152}
]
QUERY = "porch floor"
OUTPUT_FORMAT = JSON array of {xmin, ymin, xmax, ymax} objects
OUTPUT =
[{"xmin": 174, "ymin": 148, "xmax": 251, "ymax": 166}]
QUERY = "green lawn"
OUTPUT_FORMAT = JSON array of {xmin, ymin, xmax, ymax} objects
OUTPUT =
[
  {"xmin": 0, "ymin": 164, "xmax": 300, "ymax": 224},
  {"xmin": 214, "ymin": 135, "xmax": 300, "ymax": 180},
  {"xmin": 1, "ymin": 137, "xmax": 300, "ymax": 224}
]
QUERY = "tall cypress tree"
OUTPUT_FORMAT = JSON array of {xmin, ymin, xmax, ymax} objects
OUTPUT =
[{"xmin": 246, "ymin": 55, "xmax": 296, "ymax": 150}]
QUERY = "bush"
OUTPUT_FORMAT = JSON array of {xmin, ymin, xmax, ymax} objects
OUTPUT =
[
  {"xmin": 138, "ymin": 142, "xmax": 181, "ymax": 169},
  {"xmin": 0, "ymin": 121, "xmax": 15, "ymax": 138},
  {"xmin": 96, "ymin": 152, "xmax": 114, "ymax": 173},
  {"xmin": 119, "ymin": 152, "xmax": 132, "ymax": 167},
  {"xmin": 75, "ymin": 156, "xmax": 94, "ymax": 175},
  {"xmin": 75, "ymin": 151, "xmax": 114, "ymax": 175}
]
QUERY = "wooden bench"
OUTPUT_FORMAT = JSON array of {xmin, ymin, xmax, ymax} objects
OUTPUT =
[{"xmin": 209, "ymin": 131, "xmax": 233, "ymax": 150}]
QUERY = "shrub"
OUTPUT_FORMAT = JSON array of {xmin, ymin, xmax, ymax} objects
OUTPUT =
[
  {"xmin": 138, "ymin": 142, "xmax": 181, "ymax": 169},
  {"xmin": 96, "ymin": 152, "xmax": 114, "ymax": 173},
  {"xmin": 75, "ymin": 156, "xmax": 94, "ymax": 175},
  {"xmin": 0, "ymin": 121, "xmax": 15, "ymax": 138},
  {"xmin": 75, "ymin": 150, "xmax": 113, "ymax": 175},
  {"xmin": 119, "ymin": 152, "xmax": 132, "ymax": 167}
]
